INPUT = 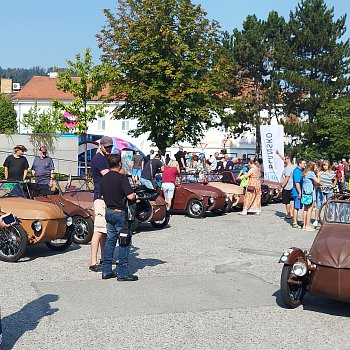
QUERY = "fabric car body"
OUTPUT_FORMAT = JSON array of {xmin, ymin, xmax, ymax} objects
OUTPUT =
[
  {"xmin": 279, "ymin": 195, "xmax": 350, "ymax": 308},
  {"xmin": 0, "ymin": 181, "xmax": 72, "ymax": 262},
  {"xmin": 167, "ymin": 173, "xmax": 227, "ymax": 218},
  {"xmin": 24, "ymin": 181, "xmax": 94, "ymax": 245}
]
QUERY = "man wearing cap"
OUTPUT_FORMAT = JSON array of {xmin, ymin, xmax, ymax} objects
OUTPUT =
[
  {"xmin": 31, "ymin": 146, "xmax": 55, "ymax": 190},
  {"xmin": 3, "ymin": 145, "xmax": 29, "ymax": 181},
  {"xmin": 89, "ymin": 136, "xmax": 113, "ymax": 272}
]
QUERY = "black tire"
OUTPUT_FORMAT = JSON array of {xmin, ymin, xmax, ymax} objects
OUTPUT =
[
  {"xmin": 261, "ymin": 192, "xmax": 271, "ymax": 206},
  {"xmin": 224, "ymin": 198, "xmax": 233, "ymax": 213},
  {"xmin": 211, "ymin": 208, "xmax": 225, "ymax": 216},
  {"xmin": 72, "ymin": 216, "xmax": 94, "ymax": 244},
  {"xmin": 186, "ymin": 199, "xmax": 206, "ymax": 218},
  {"xmin": 45, "ymin": 229, "xmax": 73, "ymax": 251},
  {"xmin": 151, "ymin": 213, "xmax": 170, "ymax": 228},
  {"xmin": 0, "ymin": 224, "xmax": 27, "ymax": 262},
  {"xmin": 280, "ymin": 264, "xmax": 307, "ymax": 309}
]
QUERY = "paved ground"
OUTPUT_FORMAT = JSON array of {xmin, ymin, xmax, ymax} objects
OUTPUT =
[{"xmin": 1, "ymin": 203, "xmax": 350, "ymax": 350}]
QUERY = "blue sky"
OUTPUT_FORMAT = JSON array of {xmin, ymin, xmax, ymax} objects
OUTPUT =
[{"xmin": 1, "ymin": 0, "xmax": 349, "ymax": 69}]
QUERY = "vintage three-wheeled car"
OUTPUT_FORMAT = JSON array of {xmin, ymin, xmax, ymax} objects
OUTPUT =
[
  {"xmin": 24, "ymin": 178, "xmax": 94, "ymax": 245},
  {"xmin": 160, "ymin": 172, "xmax": 228, "ymax": 218},
  {"xmin": 207, "ymin": 172, "xmax": 271, "ymax": 210},
  {"xmin": 279, "ymin": 193, "xmax": 350, "ymax": 308},
  {"xmin": 56, "ymin": 176, "xmax": 170, "ymax": 231},
  {"xmin": 0, "ymin": 181, "xmax": 73, "ymax": 262}
]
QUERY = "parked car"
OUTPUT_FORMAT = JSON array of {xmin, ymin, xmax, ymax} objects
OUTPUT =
[
  {"xmin": 279, "ymin": 194, "xmax": 350, "ymax": 308},
  {"xmin": 56, "ymin": 176, "xmax": 170, "ymax": 231},
  {"xmin": 207, "ymin": 172, "xmax": 271, "ymax": 210},
  {"xmin": 24, "ymin": 179, "xmax": 94, "ymax": 245},
  {"xmin": 262, "ymin": 179, "xmax": 282, "ymax": 203},
  {"xmin": 162, "ymin": 172, "xmax": 228, "ymax": 218},
  {"xmin": 0, "ymin": 181, "xmax": 73, "ymax": 262}
]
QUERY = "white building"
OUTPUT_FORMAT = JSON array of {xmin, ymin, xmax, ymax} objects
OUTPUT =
[{"xmin": 13, "ymin": 75, "xmax": 257, "ymax": 158}]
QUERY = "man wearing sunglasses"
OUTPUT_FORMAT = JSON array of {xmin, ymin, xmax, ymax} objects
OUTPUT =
[{"xmin": 89, "ymin": 136, "xmax": 114, "ymax": 272}]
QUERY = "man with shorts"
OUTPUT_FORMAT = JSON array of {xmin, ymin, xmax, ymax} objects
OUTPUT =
[
  {"xmin": 131, "ymin": 150, "xmax": 143, "ymax": 185},
  {"xmin": 276, "ymin": 150, "xmax": 296, "ymax": 219},
  {"xmin": 89, "ymin": 136, "xmax": 113, "ymax": 272},
  {"xmin": 291, "ymin": 159, "xmax": 306, "ymax": 228}
]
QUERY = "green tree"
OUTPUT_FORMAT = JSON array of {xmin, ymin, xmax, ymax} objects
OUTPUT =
[
  {"xmin": 97, "ymin": 0, "xmax": 232, "ymax": 152},
  {"xmin": 52, "ymin": 48, "xmax": 109, "ymax": 173},
  {"xmin": 0, "ymin": 93, "xmax": 18, "ymax": 133},
  {"xmin": 279, "ymin": 0, "xmax": 350, "ymax": 147},
  {"xmin": 22, "ymin": 102, "xmax": 68, "ymax": 134},
  {"xmin": 228, "ymin": 12, "xmax": 286, "ymax": 155},
  {"xmin": 314, "ymin": 96, "xmax": 350, "ymax": 159}
]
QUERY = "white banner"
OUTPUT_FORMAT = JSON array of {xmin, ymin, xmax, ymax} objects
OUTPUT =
[{"xmin": 260, "ymin": 125, "xmax": 284, "ymax": 182}]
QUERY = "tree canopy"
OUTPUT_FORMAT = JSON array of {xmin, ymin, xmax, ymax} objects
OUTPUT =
[
  {"xmin": 0, "ymin": 93, "xmax": 17, "ymax": 133},
  {"xmin": 97, "ymin": 0, "xmax": 233, "ymax": 151}
]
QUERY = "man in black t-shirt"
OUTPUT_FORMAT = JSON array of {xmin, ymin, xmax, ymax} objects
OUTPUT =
[
  {"xmin": 3, "ymin": 145, "xmax": 29, "ymax": 181},
  {"xmin": 100, "ymin": 154, "xmax": 137, "ymax": 281},
  {"xmin": 174, "ymin": 146, "xmax": 186, "ymax": 170},
  {"xmin": 140, "ymin": 153, "xmax": 164, "ymax": 189}
]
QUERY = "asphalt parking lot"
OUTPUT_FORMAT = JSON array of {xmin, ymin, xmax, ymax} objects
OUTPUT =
[{"xmin": 1, "ymin": 203, "xmax": 350, "ymax": 350}]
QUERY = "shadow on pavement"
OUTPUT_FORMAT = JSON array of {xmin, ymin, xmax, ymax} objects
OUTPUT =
[
  {"xmin": 18, "ymin": 243, "xmax": 81, "ymax": 263},
  {"xmin": 129, "ymin": 245, "xmax": 166, "ymax": 274},
  {"xmin": 273, "ymin": 289, "xmax": 350, "ymax": 316},
  {"xmin": 1, "ymin": 294, "xmax": 59, "ymax": 350}
]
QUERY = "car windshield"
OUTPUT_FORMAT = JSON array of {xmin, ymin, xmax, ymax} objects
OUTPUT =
[
  {"xmin": 57, "ymin": 178, "xmax": 93, "ymax": 193},
  {"xmin": 325, "ymin": 201, "xmax": 350, "ymax": 224},
  {"xmin": 180, "ymin": 172, "xmax": 200, "ymax": 184},
  {"xmin": 0, "ymin": 182, "xmax": 26, "ymax": 198}
]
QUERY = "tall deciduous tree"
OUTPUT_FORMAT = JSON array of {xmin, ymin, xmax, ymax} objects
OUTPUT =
[
  {"xmin": 279, "ymin": 0, "xmax": 350, "ymax": 148},
  {"xmin": 0, "ymin": 93, "xmax": 17, "ymax": 133},
  {"xmin": 228, "ymin": 12, "xmax": 286, "ymax": 156},
  {"xmin": 52, "ymin": 48, "xmax": 109, "ymax": 173},
  {"xmin": 97, "ymin": 0, "xmax": 232, "ymax": 152}
]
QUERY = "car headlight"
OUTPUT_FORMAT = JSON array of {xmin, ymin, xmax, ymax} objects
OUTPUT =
[
  {"xmin": 66, "ymin": 217, "xmax": 73, "ymax": 226},
  {"xmin": 31, "ymin": 220, "xmax": 42, "ymax": 232},
  {"xmin": 291, "ymin": 262, "xmax": 307, "ymax": 276},
  {"xmin": 279, "ymin": 249, "xmax": 294, "ymax": 263},
  {"xmin": 208, "ymin": 197, "xmax": 214, "ymax": 205},
  {"xmin": 225, "ymin": 196, "xmax": 229, "ymax": 202}
]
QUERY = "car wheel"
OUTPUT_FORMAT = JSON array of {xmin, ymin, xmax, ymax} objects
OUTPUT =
[
  {"xmin": 45, "ymin": 229, "xmax": 73, "ymax": 251},
  {"xmin": 187, "ymin": 199, "xmax": 205, "ymax": 218},
  {"xmin": 280, "ymin": 264, "xmax": 307, "ymax": 309},
  {"xmin": 261, "ymin": 191, "xmax": 271, "ymax": 206},
  {"xmin": 151, "ymin": 213, "xmax": 170, "ymax": 228},
  {"xmin": 0, "ymin": 224, "xmax": 27, "ymax": 262},
  {"xmin": 72, "ymin": 216, "xmax": 94, "ymax": 244},
  {"xmin": 224, "ymin": 198, "xmax": 232, "ymax": 213},
  {"xmin": 211, "ymin": 208, "xmax": 225, "ymax": 216}
]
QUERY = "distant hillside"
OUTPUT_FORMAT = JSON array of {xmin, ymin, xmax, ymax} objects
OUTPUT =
[{"xmin": 0, "ymin": 66, "xmax": 59, "ymax": 86}]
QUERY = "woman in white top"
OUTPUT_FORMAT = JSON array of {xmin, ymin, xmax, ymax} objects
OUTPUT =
[{"xmin": 313, "ymin": 160, "xmax": 336, "ymax": 227}]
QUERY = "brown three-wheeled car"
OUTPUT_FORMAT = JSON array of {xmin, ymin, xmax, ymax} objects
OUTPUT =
[{"xmin": 279, "ymin": 193, "xmax": 350, "ymax": 308}]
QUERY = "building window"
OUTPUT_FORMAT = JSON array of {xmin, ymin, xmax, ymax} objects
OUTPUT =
[
  {"xmin": 98, "ymin": 117, "xmax": 105, "ymax": 131},
  {"xmin": 122, "ymin": 120, "xmax": 129, "ymax": 131}
]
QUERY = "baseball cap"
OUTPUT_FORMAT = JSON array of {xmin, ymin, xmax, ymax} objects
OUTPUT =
[{"xmin": 100, "ymin": 136, "xmax": 114, "ymax": 147}]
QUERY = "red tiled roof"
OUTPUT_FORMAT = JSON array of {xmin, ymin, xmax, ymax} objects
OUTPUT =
[{"xmin": 14, "ymin": 76, "xmax": 110, "ymax": 101}]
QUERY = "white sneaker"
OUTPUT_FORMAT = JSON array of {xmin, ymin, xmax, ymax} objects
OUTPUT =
[{"xmin": 313, "ymin": 221, "xmax": 319, "ymax": 227}]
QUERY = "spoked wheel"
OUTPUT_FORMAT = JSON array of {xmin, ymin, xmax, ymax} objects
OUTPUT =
[
  {"xmin": 151, "ymin": 213, "xmax": 170, "ymax": 228},
  {"xmin": 280, "ymin": 264, "xmax": 307, "ymax": 309},
  {"xmin": 45, "ymin": 229, "xmax": 73, "ymax": 251},
  {"xmin": 0, "ymin": 224, "xmax": 27, "ymax": 262},
  {"xmin": 72, "ymin": 216, "xmax": 94, "ymax": 244},
  {"xmin": 187, "ymin": 199, "xmax": 205, "ymax": 218}
]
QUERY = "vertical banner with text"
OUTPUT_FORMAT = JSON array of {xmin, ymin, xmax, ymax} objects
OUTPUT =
[{"xmin": 260, "ymin": 125, "xmax": 284, "ymax": 182}]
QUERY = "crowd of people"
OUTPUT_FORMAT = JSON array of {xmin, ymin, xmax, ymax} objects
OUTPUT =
[
  {"xmin": 278, "ymin": 151, "xmax": 349, "ymax": 231},
  {"xmin": 2, "ymin": 139, "xmax": 348, "ymax": 281}
]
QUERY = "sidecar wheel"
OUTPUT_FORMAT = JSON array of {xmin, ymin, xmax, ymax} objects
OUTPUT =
[
  {"xmin": 280, "ymin": 264, "xmax": 307, "ymax": 309},
  {"xmin": 151, "ymin": 213, "xmax": 170, "ymax": 228}
]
